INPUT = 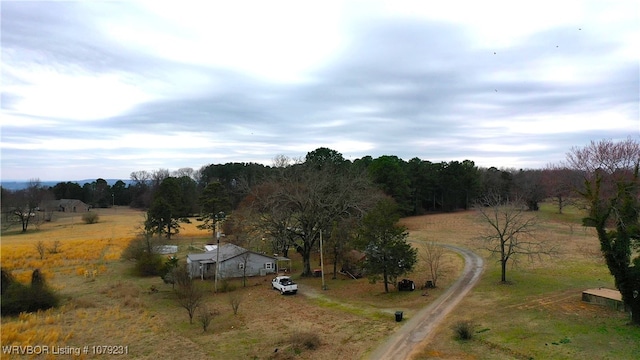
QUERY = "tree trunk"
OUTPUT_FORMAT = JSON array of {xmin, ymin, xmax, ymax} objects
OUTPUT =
[
  {"xmin": 500, "ymin": 241, "xmax": 507, "ymax": 283},
  {"xmin": 383, "ymin": 266, "xmax": 389, "ymax": 293},
  {"xmin": 300, "ymin": 243, "xmax": 312, "ymax": 277},
  {"xmin": 630, "ymin": 296, "xmax": 640, "ymax": 325}
]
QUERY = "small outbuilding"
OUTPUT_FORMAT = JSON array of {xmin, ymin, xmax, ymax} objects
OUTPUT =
[
  {"xmin": 582, "ymin": 288, "xmax": 628, "ymax": 311},
  {"xmin": 41, "ymin": 199, "xmax": 91, "ymax": 213},
  {"xmin": 187, "ymin": 243, "xmax": 285, "ymax": 280}
]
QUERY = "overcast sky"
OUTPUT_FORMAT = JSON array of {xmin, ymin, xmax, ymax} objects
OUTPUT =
[{"xmin": 1, "ymin": 0, "xmax": 638, "ymax": 181}]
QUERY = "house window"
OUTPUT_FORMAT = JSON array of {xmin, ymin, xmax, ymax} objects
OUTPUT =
[
  {"xmin": 265, "ymin": 262, "xmax": 273, "ymax": 270},
  {"xmin": 238, "ymin": 263, "xmax": 245, "ymax": 270}
]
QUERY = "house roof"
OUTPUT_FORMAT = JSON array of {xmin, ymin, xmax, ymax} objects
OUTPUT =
[
  {"xmin": 41, "ymin": 199, "xmax": 90, "ymax": 209},
  {"xmin": 187, "ymin": 243, "xmax": 280, "ymax": 263}
]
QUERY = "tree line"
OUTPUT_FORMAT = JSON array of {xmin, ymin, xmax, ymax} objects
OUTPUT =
[
  {"xmin": 1, "ymin": 148, "xmax": 584, "ymax": 238},
  {"xmin": 1, "ymin": 148, "xmax": 584, "ymax": 219}
]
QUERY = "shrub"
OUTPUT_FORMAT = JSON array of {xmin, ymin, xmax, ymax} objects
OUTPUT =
[
  {"xmin": 229, "ymin": 292, "xmax": 243, "ymax": 315},
  {"xmin": 35, "ymin": 241, "xmax": 46, "ymax": 260},
  {"xmin": 1, "ymin": 268, "xmax": 15, "ymax": 295},
  {"xmin": 82, "ymin": 211, "xmax": 99, "ymax": 224},
  {"xmin": 134, "ymin": 252, "xmax": 164, "ymax": 276},
  {"xmin": 452, "ymin": 320, "xmax": 476, "ymax": 341},
  {"xmin": 198, "ymin": 305, "xmax": 219, "ymax": 332},
  {"xmin": 1, "ymin": 269, "xmax": 60, "ymax": 316},
  {"xmin": 219, "ymin": 279, "xmax": 236, "ymax": 293},
  {"xmin": 122, "ymin": 234, "xmax": 166, "ymax": 277},
  {"xmin": 47, "ymin": 241, "xmax": 62, "ymax": 254},
  {"xmin": 289, "ymin": 331, "xmax": 321, "ymax": 351}
]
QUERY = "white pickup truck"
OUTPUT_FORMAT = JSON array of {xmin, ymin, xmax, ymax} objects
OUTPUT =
[{"xmin": 272, "ymin": 276, "xmax": 298, "ymax": 295}]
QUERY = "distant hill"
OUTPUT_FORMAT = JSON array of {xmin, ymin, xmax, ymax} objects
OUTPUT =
[{"xmin": 0, "ymin": 179, "xmax": 133, "ymax": 191}]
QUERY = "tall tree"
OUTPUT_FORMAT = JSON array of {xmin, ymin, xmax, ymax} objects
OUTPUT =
[
  {"xmin": 145, "ymin": 197, "xmax": 181, "ymax": 239},
  {"xmin": 111, "ymin": 180, "xmax": 131, "ymax": 206},
  {"xmin": 326, "ymin": 218, "xmax": 357, "ymax": 280},
  {"xmin": 541, "ymin": 166, "xmax": 582, "ymax": 214},
  {"xmin": 407, "ymin": 157, "xmax": 434, "ymax": 214},
  {"xmin": 50, "ymin": 181, "xmax": 84, "ymax": 200},
  {"xmin": 566, "ymin": 138, "xmax": 640, "ymax": 325},
  {"xmin": 248, "ymin": 151, "xmax": 381, "ymax": 276},
  {"xmin": 368, "ymin": 155, "xmax": 412, "ymax": 214},
  {"xmin": 145, "ymin": 177, "xmax": 188, "ymax": 239},
  {"xmin": 305, "ymin": 147, "xmax": 347, "ymax": 170},
  {"xmin": 477, "ymin": 193, "xmax": 555, "ymax": 283},
  {"xmin": 512, "ymin": 169, "xmax": 546, "ymax": 211},
  {"xmin": 358, "ymin": 198, "xmax": 417, "ymax": 293},
  {"xmin": 438, "ymin": 160, "xmax": 480, "ymax": 211},
  {"xmin": 197, "ymin": 182, "xmax": 232, "ymax": 241},
  {"xmin": 93, "ymin": 178, "xmax": 112, "ymax": 208},
  {"xmin": 423, "ymin": 241, "xmax": 446, "ymax": 288},
  {"xmin": 129, "ymin": 170, "xmax": 152, "ymax": 208}
]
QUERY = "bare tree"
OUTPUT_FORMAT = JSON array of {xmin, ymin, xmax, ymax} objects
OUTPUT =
[
  {"xmin": 4, "ymin": 179, "xmax": 50, "ymax": 232},
  {"xmin": 238, "ymin": 251, "xmax": 252, "ymax": 287},
  {"xmin": 247, "ymin": 162, "xmax": 381, "ymax": 276},
  {"xmin": 229, "ymin": 292, "xmax": 243, "ymax": 315},
  {"xmin": 272, "ymin": 154, "xmax": 292, "ymax": 168},
  {"xmin": 542, "ymin": 165, "xmax": 582, "ymax": 214},
  {"xmin": 327, "ymin": 219, "xmax": 356, "ymax": 280},
  {"xmin": 422, "ymin": 241, "xmax": 445, "ymax": 288},
  {"xmin": 151, "ymin": 168, "xmax": 171, "ymax": 188},
  {"xmin": 47, "ymin": 241, "xmax": 61, "ymax": 254},
  {"xmin": 477, "ymin": 193, "xmax": 556, "ymax": 283},
  {"xmin": 197, "ymin": 305, "xmax": 218, "ymax": 332},
  {"xmin": 172, "ymin": 167, "xmax": 196, "ymax": 180},
  {"xmin": 173, "ymin": 265, "xmax": 204, "ymax": 324},
  {"xmin": 35, "ymin": 241, "xmax": 46, "ymax": 260}
]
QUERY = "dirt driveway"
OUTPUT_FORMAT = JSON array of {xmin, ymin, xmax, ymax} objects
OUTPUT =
[{"xmin": 368, "ymin": 244, "xmax": 484, "ymax": 360}]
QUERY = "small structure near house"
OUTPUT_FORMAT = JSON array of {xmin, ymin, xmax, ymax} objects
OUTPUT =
[
  {"xmin": 153, "ymin": 245, "xmax": 178, "ymax": 255},
  {"xmin": 41, "ymin": 199, "xmax": 91, "ymax": 213},
  {"xmin": 340, "ymin": 249, "xmax": 366, "ymax": 279},
  {"xmin": 274, "ymin": 256, "xmax": 292, "ymax": 274},
  {"xmin": 186, "ymin": 243, "xmax": 286, "ymax": 280},
  {"xmin": 582, "ymin": 288, "xmax": 627, "ymax": 311}
]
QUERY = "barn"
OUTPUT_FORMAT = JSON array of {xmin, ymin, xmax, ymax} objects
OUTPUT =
[{"xmin": 187, "ymin": 243, "xmax": 285, "ymax": 280}]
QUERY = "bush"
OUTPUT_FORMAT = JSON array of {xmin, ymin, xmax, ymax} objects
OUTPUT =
[
  {"xmin": 1, "ymin": 268, "xmax": 15, "ymax": 295},
  {"xmin": 452, "ymin": 320, "xmax": 476, "ymax": 341},
  {"xmin": 1, "ymin": 269, "xmax": 60, "ymax": 316},
  {"xmin": 219, "ymin": 279, "xmax": 237, "ymax": 293},
  {"xmin": 122, "ymin": 235, "xmax": 166, "ymax": 277},
  {"xmin": 82, "ymin": 211, "xmax": 99, "ymax": 224},
  {"xmin": 134, "ymin": 252, "xmax": 164, "ymax": 276},
  {"xmin": 290, "ymin": 331, "xmax": 321, "ymax": 351},
  {"xmin": 198, "ymin": 305, "xmax": 219, "ymax": 332}
]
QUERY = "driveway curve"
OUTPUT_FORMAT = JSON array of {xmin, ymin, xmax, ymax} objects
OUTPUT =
[{"xmin": 368, "ymin": 244, "xmax": 484, "ymax": 360}]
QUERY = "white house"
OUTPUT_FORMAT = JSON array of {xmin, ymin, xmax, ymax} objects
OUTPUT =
[{"xmin": 186, "ymin": 243, "xmax": 288, "ymax": 279}]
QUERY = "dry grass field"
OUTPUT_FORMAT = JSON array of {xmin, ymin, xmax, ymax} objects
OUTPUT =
[{"xmin": 1, "ymin": 204, "xmax": 639, "ymax": 359}]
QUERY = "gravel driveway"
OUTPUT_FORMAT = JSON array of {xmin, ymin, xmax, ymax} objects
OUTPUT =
[{"xmin": 368, "ymin": 244, "xmax": 484, "ymax": 360}]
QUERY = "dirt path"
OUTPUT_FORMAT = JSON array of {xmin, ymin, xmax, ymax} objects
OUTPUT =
[{"xmin": 368, "ymin": 244, "xmax": 484, "ymax": 360}]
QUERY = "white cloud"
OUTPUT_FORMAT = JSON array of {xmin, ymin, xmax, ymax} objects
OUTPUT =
[
  {"xmin": 3, "ymin": 60, "xmax": 153, "ymax": 121},
  {"xmin": 99, "ymin": 0, "xmax": 347, "ymax": 83}
]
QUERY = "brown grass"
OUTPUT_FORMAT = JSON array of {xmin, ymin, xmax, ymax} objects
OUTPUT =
[{"xmin": 1, "ymin": 205, "xmax": 638, "ymax": 360}]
